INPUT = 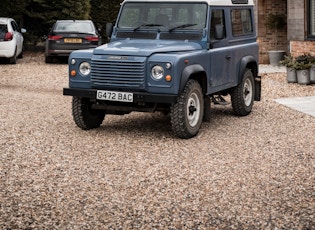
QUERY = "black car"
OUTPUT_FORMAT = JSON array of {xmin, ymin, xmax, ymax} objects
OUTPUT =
[{"xmin": 45, "ymin": 20, "xmax": 101, "ymax": 63}]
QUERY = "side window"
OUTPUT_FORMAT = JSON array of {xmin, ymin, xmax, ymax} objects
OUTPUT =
[
  {"xmin": 118, "ymin": 8, "xmax": 141, "ymax": 27},
  {"xmin": 210, "ymin": 9, "xmax": 226, "ymax": 40},
  {"xmin": 231, "ymin": 9, "xmax": 253, "ymax": 36},
  {"xmin": 11, "ymin": 21, "xmax": 21, "ymax": 32}
]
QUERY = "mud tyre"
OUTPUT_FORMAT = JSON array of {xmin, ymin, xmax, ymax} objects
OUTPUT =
[
  {"xmin": 231, "ymin": 69, "xmax": 255, "ymax": 116},
  {"xmin": 171, "ymin": 80, "xmax": 204, "ymax": 139},
  {"xmin": 72, "ymin": 97, "xmax": 105, "ymax": 130}
]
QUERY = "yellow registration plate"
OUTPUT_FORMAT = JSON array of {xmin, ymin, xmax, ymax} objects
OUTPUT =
[{"xmin": 64, "ymin": 38, "xmax": 82, "ymax": 43}]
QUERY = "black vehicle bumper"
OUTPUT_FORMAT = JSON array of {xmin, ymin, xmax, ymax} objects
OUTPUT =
[{"xmin": 63, "ymin": 88, "xmax": 178, "ymax": 104}]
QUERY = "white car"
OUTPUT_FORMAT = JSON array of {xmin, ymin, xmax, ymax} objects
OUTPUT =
[{"xmin": 0, "ymin": 17, "xmax": 26, "ymax": 64}]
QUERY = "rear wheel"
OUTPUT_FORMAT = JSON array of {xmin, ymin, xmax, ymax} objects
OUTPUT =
[
  {"xmin": 171, "ymin": 79, "xmax": 204, "ymax": 139},
  {"xmin": 9, "ymin": 48, "xmax": 17, "ymax": 64},
  {"xmin": 231, "ymin": 68, "xmax": 255, "ymax": 116},
  {"xmin": 72, "ymin": 97, "xmax": 105, "ymax": 130},
  {"xmin": 45, "ymin": 56, "xmax": 53, "ymax": 63}
]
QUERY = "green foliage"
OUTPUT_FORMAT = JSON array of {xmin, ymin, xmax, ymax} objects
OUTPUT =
[
  {"xmin": 293, "ymin": 54, "xmax": 314, "ymax": 70},
  {"xmin": 265, "ymin": 13, "xmax": 287, "ymax": 31},
  {"xmin": 90, "ymin": 0, "xmax": 121, "ymax": 41},
  {"xmin": 279, "ymin": 55, "xmax": 294, "ymax": 68}
]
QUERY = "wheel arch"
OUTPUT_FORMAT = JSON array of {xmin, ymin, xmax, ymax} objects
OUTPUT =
[
  {"xmin": 180, "ymin": 64, "xmax": 207, "ymax": 95},
  {"xmin": 238, "ymin": 55, "xmax": 258, "ymax": 83}
]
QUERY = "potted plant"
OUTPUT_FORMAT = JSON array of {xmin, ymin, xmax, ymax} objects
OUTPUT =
[
  {"xmin": 279, "ymin": 55, "xmax": 296, "ymax": 83},
  {"xmin": 293, "ymin": 54, "xmax": 312, "ymax": 85},
  {"xmin": 265, "ymin": 13, "xmax": 287, "ymax": 66},
  {"xmin": 308, "ymin": 55, "xmax": 315, "ymax": 84}
]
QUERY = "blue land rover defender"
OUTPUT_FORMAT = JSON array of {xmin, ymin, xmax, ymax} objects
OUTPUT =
[{"xmin": 63, "ymin": 0, "xmax": 261, "ymax": 139}]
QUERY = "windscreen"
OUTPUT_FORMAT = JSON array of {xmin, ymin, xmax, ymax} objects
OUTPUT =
[{"xmin": 118, "ymin": 2, "xmax": 207, "ymax": 30}]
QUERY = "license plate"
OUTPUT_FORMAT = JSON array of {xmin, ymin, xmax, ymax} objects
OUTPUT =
[
  {"xmin": 97, "ymin": 90, "xmax": 133, "ymax": 102},
  {"xmin": 64, "ymin": 38, "xmax": 82, "ymax": 43}
]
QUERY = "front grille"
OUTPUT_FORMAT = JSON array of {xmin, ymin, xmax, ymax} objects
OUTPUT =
[{"xmin": 91, "ymin": 58, "xmax": 145, "ymax": 89}]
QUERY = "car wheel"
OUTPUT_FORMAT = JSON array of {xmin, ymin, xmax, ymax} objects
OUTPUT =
[
  {"xmin": 171, "ymin": 79, "xmax": 204, "ymax": 139},
  {"xmin": 231, "ymin": 68, "xmax": 255, "ymax": 116},
  {"xmin": 9, "ymin": 48, "xmax": 17, "ymax": 64},
  {"xmin": 72, "ymin": 97, "xmax": 105, "ymax": 130},
  {"xmin": 18, "ymin": 47, "xmax": 24, "ymax": 59},
  {"xmin": 45, "ymin": 56, "xmax": 53, "ymax": 63}
]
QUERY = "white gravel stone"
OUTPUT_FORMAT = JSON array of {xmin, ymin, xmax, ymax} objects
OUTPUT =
[{"xmin": 0, "ymin": 52, "xmax": 314, "ymax": 229}]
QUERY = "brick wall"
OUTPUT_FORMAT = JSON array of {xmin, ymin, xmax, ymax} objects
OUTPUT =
[
  {"xmin": 290, "ymin": 41, "xmax": 315, "ymax": 57},
  {"xmin": 256, "ymin": 0, "xmax": 288, "ymax": 64},
  {"xmin": 287, "ymin": 0, "xmax": 315, "ymax": 57}
]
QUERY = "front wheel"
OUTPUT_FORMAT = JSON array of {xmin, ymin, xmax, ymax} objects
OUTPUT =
[
  {"xmin": 171, "ymin": 80, "xmax": 204, "ymax": 139},
  {"xmin": 72, "ymin": 97, "xmax": 105, "ymax": 130},
  {"xmin": 231, "ymin": 68, "xmax": 255, "ymax": 116}
]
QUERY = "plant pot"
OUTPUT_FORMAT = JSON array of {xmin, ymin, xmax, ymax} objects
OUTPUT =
[
  {"xmin": 296, "ymin": 69, "xmax": 310, "ymax": 85},
  {"xmin": 286, "ymin": 67, "xmax": 297, "ymax": 83},
  {"xmin": 268, "ymin": 50, "xmax": 285, "ymax": 66},
  {"xmin": 310, "ymin": 65, "xmax": 315, "ymax": 84}
]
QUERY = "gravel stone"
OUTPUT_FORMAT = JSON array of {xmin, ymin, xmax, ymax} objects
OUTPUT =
[{"xmin": 1, "ymin": 52, "xmax": 314, "ymax": 229}]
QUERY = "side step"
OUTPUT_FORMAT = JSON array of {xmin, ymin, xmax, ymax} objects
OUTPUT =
[{"xmin": 211, "ymin": 95, "xmax": 229, "ymax": 105}]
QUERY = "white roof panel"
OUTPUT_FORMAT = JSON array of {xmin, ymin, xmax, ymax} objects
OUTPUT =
[{"xmin": 122, "ymin": 0, "xmax": 254, "ymax": 6}]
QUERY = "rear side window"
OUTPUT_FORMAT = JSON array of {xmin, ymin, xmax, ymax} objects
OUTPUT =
[
  {"xmin": 231, "ymin": 9, "xmax": 253, "ymax": 36},
  {"xmin": 11, "ymin": 21, "xmax": 21, "ymax": 33},
  {"xmin": 210, "ymin": 9, "xmax": 226, "ymax": 40},
  {"xmin": 54, "ymin": 22, "xmax": 94, "ymax": 33},
  {"xmin": 0, "ymin": 24, "xmax": 8, "ymax": 40}
]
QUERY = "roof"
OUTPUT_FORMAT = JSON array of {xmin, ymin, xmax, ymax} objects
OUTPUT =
[
  {"xmin": 122, "ymin": 0, "xmax": 254, "ymax": 6},
  {"xmin": 0, "ymin": 17, "xmax": 13, "ymax": 23}
]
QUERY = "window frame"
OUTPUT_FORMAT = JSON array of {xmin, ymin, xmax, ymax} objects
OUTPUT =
[{"xmin": 308, "ymin": 0, "xmax": 315, "ymax": 40}]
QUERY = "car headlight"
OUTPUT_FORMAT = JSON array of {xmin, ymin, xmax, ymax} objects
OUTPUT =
[
  {"xmin": 79, "ymin": 62, "xmax": 91, "ymax": 76},
  {"xmin": 151, "ymin": 65, "xmax": 164, "ymax": 80}
]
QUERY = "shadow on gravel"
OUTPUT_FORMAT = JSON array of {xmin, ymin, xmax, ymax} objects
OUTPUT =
[
  {"xmin": 97, "ymin": 112, "xmax": 174, "ymax": 138},
  {"xmin": 81, "ymin": 105, "xmax": 237, "ymax": 139}
]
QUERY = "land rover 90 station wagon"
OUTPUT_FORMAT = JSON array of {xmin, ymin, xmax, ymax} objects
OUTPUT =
[{"xmin": 63, "ymin": 0, "xmax": 261, "ymax": 139}]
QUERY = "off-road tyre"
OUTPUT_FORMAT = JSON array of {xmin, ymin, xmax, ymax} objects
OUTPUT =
[
  {"xmin": 231, "ymin": 68, "xmax": 255, "ymax": 116},
  {"xmin": 72, "ymin": 97, "xmax": 105, "ymax": 130},
  {"xmin": 171, "ymin": 79, "xmax": 204, "ymax": 139}
]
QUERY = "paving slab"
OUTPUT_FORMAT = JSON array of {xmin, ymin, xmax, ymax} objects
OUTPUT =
[{"xmin": 275, "ymin": 96, "xmax": 315, "ymax": 117}]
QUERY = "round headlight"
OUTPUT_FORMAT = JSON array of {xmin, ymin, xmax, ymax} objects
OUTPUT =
[
  {"xmin": 151, "ymin": 65, "xmax": 164, "ymax": 80},
  {"xmin": 79, "ymin": 62, "xmax": 91, "ymax": 76}
]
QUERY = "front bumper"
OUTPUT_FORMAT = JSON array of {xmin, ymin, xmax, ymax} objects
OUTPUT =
[{"xmin": 63, "ymin": 88, "xmax": 178, "ymax": 104}]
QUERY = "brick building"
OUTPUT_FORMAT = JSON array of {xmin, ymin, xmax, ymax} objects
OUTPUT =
[{"xmin": 255, "ymin": 0, "xmax": 315, "ymax": 63}]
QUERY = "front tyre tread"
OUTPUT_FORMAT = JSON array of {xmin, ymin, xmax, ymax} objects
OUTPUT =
[
  {"xmin": 171, "ymin": 80, "xmax": 204, "ymax": 139},
  {"xmin": 72, "ymin": 97, "xmax": 105, "ymax": 130}
]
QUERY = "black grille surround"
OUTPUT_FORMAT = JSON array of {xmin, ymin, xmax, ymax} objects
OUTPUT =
[{"xmin": 91, "ymin": 57, "xmax": 146, "ymax": 90}]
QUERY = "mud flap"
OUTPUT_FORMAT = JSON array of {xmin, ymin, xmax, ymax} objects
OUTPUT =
[
  {"xmin": 203, "ymin": 95, "xmax": 211, "ymax": 122},
  {"xmin": 254, "ymin": 76, "xmax": 261, "ymax": 101}
]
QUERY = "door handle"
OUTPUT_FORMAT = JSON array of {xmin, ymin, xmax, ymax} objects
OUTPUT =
[{"xmin": 225, "ymin": 55, "xmax": 231, "ymax": 60}]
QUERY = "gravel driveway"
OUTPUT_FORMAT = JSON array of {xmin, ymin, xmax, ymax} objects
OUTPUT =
[{"xmin": 1, "ymin": 53, "xmax": 314, "ymax": 229}]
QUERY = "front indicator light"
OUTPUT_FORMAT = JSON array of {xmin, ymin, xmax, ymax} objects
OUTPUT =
[
  {"xmin": 165, "ymin": 75, "xmax": 172, "ymax": 82},
  {"xmin": 70, "ymin": 70, "xmax": 76, "ymax": 76}
]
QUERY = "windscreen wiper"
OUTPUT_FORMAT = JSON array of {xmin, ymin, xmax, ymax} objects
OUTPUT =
[
  {"xmin": 168, "ymin": 24, "xmax": 197, "ymax": 32},
  {"xmin": 133, "ymin": 23, "xmax": 163, "ymax": 32}
]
